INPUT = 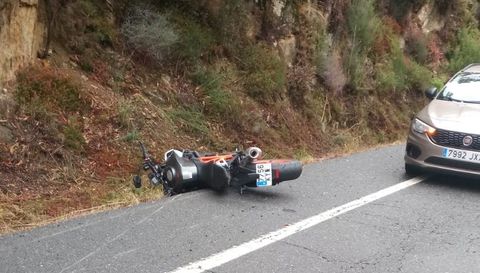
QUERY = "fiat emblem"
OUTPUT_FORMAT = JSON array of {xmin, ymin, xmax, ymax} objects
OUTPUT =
[{"xmin": 463, "ymin": 136, "xmax": 473, "ymax": 146}]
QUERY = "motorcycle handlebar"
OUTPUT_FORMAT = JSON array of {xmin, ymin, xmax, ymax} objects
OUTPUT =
[{"xmin": 139, "ymin": 142, "xmax": 148, "ymax": 159}]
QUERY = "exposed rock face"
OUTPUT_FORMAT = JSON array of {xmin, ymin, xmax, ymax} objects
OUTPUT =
[
  {"xmin": 0, "ymin": 0, "xmax": 44, "ymax": 83},
  {"xmin": 277, "ymin": 35, "xmax": 296, "ymax": 67},
  {"xmin": 418, "ymin": 3, "xmax": 445, "ymax": 34},
  {"xmin": 272, "ymin": 0, "xmax": 285, "ymax": 17}
]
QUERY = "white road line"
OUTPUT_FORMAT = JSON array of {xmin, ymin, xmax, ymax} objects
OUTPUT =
[{"xmin": 167, "ymin": 176, "xmax": 427, "ymax": 273}]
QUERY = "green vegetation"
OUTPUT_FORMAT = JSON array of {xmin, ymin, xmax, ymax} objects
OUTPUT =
[
  {"xmin": 239, "ymin": 44, "xmax": 286, "ymax": 102},
  {"xmin": 346, "ymin": 0, "xmax": 381, "ymax": 90},
  {"xmin": 175, "ymin": 17, "xmax": 215, "ymax": 63},
  {"xmin": 122, "ymin": 130, "xmax": 140, "ymax": 143},
  {"xmin": 121, "ymin": 6, "xmax": 179, "ymax": 61},
  {"xmin": 406, "ymin": 33, "xmax": 429, "ymax": 65},
  {"xmin": 313, "ymin": 19, "xmax": 330, "ymax": 76},
  {"xmin": 294, "ymin": 147, "xmax": 314, "ymax": 162},
  {"xmin": 377, "ymin": 41, "xmax": 433, "ymax": 93},
  {"xmin": 117, "ymin": 100, "xmax": 134, "ymax": 129},
  {"xmin": 448, "ymin": 27, "xmax": 480, "ymax": 73},
  {"xmin": 347, "ymin": 0, "xmax": 380, "ymax": 53},
  {"xmin": 168, "ymin": 108, "xmax": 210, "ymax": 136},
  {"xmin": 63, "ymin": 119, "xmax": 86, "ymax": 151},
  {"xmin": 15, "ymin": 66, "xmax": 88, "ymax": 113},
  {"xmin": 191, "ymin": 66, "xmax": 240, "ymax": 119},
  {"xmin": 388, "ymin": 0, "xmax": 427, "ymax": 20},
  {"xmin": 215, "ymin": 1, "xmax": 251, "ymax": 52}
]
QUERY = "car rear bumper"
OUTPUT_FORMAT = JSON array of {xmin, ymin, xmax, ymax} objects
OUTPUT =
[{"xmin": 405, "ymin": 130, "xmax": 480, "ymax": 178}]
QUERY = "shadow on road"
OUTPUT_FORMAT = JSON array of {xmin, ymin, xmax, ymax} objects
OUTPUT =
[
  {"xmin": 199, "ymin": 187, "xmax": 294, "ymax": 203},
  {"xmin": 423, "ymin": 174, "xmax": 480, "ymax": 194}
]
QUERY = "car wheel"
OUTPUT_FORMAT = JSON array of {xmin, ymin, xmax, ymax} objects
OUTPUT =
[{"xmin": 405, "ymin": 163, "xmax": 422, "ymax": 176}]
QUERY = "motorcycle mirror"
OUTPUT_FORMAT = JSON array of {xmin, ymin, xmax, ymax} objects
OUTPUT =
[{"xmin": 133, "ymin": 175, "xmax": 142, "ymax": 188}]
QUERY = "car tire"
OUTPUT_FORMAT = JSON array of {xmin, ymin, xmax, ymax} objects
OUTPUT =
[{"xmin": 405, "ymin": 163, "xmax": 422, "ymax": 176}]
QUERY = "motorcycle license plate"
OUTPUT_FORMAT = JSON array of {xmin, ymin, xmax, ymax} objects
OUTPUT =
[
  {"xmin": 442, "ymin": 148, "xmax": 480, "ymax": 163},
  {"xmin": 256, "ymin": 163, "xmax": 273, "ymax": 187}
]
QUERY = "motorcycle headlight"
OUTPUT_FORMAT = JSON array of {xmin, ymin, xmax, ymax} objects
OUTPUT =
[{"xmin": 412, "ymin": 118, "xmax": 436, "ymax": 136}]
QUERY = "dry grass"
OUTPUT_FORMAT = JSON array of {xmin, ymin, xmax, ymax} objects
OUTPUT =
[{"xmin": 0, "ymin": 175, "xmax": 164, "ymax": 235}]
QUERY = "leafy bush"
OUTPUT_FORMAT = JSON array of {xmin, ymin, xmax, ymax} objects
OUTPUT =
[
  {"xmin": 121, "ymin": 6, "xmax": 179, "ymax": 61},
  {"xmin": 239, "ymin": 44, "xmax": 286, "ymax": 102},
  {"xmin": 448, "ymin": 27, "xmax": 480, "ymax": 73}
]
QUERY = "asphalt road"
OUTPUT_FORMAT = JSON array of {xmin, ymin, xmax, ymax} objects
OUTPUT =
[{"xmin": 1, "ymin": 144, "xmax": 480, "ymax": 273}]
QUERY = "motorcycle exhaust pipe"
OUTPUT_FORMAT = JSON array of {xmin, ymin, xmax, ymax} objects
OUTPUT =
[{"xmin": 246, "ymin": 147, "xmax": 262, "ymax": 160}]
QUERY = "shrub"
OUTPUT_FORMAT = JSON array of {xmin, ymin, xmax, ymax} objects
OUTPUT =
[
  {"xmin": 448, "ymin": 27, "xmax": 480, "ymax": 73},
  {"xmin": 345, "ymin": 0, "xmax": 380, "ymax": 90},
  {"xmin": 434, "ymin": 0, "xmax": 454, "ymax": 14},
  {"xmin": 79, "ymin": 0, "xmax": 116, "ymax": 47},
  {"xmin": 175, "ymin": 17, "xmax": 215, "ymax": 63},
  {"xmin": 117, "ymin": 101, "xmax": 134, "ymax": 129},
  {"xmin": 431, "ymin": 74, "xmax": 448, "ymax": 90},
  {"xmin": 168, "ymin": 108, "xmax": 209, "ymax": 136},
  {"xmin": 312, "ymin": 19, "xmax": 330, "ymax": 75},
  {"xmin": 122, "ymin": 130, "xmax": 139, "ymax": 143},
  {"xmin": 15, "ymin": 66, "xmax": 88, "ymax": 114},
  {"xmin": 427, "ymin": 36, "xmax": 445, "ymax": 66},
  {"xmin": 322, "ymin": 51, "xmax": 347, "ymax": 95},
  {"xmin": 63, "ymin": 118, "xmax": 86, "ymax": 151},
  {"xmin": 215, "ymin": 1, "xmax": 251, "ymax": 53},
  {"xmin": 191, "ymin": 66, "xmax": 241, "ymax": 120},
  {"xmin": 239, "ymin": 44, "xmax": 286, "ymax": 102},
  {"xmin": 294, "ymin": 147, "xmax": 314, "ymax": 162},
  {"xmin": 377, "ymin": 40, "xmax": 433, "ymax": 92},
  {"xmin": 405, "ymin": 31, "xmax": 429, "ymax": 64},
  {"xmin": 347, "ymin": 0, "xmax": 380, "ymax": 53},
  {"xmin": 406, "ymin": 60, "xmax": 433, "ymax": 91},
  {"xmin": 388, "ymin": 0, "xmax": 428, "ymax": 20},
  {"xmin": 121, "ymin": 6, "xmax": 179, "ymax": 62},
  {"xmin": 344, "ymin": 48, "xmax": 368, "ymax": 91}
]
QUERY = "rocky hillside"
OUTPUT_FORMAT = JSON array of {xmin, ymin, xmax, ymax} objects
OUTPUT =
[
  {"xmin": 0, "ymin": 0, "xmax": 44, "ymax": 83},
  {"xmin": 1, "ymin": 0, "xmax": 480, "ymax": 233}
]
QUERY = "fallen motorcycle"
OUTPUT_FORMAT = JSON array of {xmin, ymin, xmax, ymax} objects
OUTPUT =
[{"xmin": 133, "ymin": 143, "xmax": 303, "ymax": 195}]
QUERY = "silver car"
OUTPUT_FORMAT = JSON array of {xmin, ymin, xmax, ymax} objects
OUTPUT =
[{"xmin": 405, "ymin": 63, "xmax": 480, "ymax": 177}]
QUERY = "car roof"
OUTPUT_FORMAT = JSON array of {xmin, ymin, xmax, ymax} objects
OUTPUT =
[{"xmin": 461, "ymin": 63, "xmax": 480, "ymax": 73}]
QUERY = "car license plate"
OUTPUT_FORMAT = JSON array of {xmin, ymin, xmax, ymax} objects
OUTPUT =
[
  {"xmin": 256, "ymin": 163, "xmax": 272, "ymax": 187},
  {"xmin": 442, "ymin": 148, "xmax": 480, "ymax": 163}
]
